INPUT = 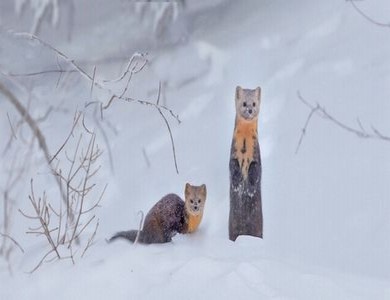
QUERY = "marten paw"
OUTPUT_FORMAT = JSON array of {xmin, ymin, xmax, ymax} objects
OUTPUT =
[
  {"xmin": 248, "ymin": 162, "xmax": 260, "ymax": 186},
  {"xmin": 230, "ymin": 159, "xmax": 243, "ymax": 187}
]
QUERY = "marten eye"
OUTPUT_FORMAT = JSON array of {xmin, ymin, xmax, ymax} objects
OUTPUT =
[
  {"xmin": 243, "ymin": 102, "xmax": 247, "ymax": 107},
  {"xmin": 190, "ymin": 199, "xmax": 194, "ymax": 204},
  {"xmin": 198, "ymin": 199, "xmax": 201, "ymax": 204},
  {"xmin": 253, "ymin": 102, "xmax": 256, "ymax": 107}
]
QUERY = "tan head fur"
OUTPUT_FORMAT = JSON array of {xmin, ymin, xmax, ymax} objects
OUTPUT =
[
  {"xmin": 235, "ymin": 86, "xmax": 261, "ymax": 121},
  {"xmin": 184, "ymin": 183, "xmax": 207, "ymax": 216}
]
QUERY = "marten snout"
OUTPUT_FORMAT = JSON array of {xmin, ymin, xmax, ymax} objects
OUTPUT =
[
  {"xmin": 188, "ymin": 198, "xmax": 203, "ymax": 214},
  {"xmin": 237, "ymin": 100, "xmax": 258, "ymax": 120}
]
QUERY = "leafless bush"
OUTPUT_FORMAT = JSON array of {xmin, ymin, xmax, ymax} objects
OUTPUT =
[
  {"xmin": 19, "ymin": 113, "xmax": 105, "ymax": 272},
  {"xmin": 0, "ymin": 32, "xmax": 180, "ymax": 272},
  {"xmin": 0, "ymin": 84, "xmax": 104, "ymax": 272}
]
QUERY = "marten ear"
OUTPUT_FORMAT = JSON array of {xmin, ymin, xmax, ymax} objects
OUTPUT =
[
  {"xmin": 236, "ymin": 86, "xmax": 243, "ymax": 99},
  {"xmin": 200, "ymin": 184, "xmax": 207, "ymax": 198},
  {"xmin": 185, "ymin": 183, "xmax": 191, "ymax": 197},
  {"xmin": 254, "ymin": 86, "xmax": 261, "ymax": 101}
]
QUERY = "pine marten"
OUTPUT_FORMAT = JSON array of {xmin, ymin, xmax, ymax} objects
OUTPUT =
[
  {"xmin": 229, "ymin": 86, "xmax": 263, "ymax": 241},
  {"xmin": 109, "ymin": 183, "xmax": 207, "ymax": 244}
]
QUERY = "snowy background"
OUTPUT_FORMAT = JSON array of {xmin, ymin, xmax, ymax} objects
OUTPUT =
[{"xmin": 0, "ymin": 0, "xmax": 389, "ymax": 299}]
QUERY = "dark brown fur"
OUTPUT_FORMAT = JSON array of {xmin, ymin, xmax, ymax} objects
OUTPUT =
[{"xmin": 110, "ymin": 184, "xmax": 206, "ymax": 244}]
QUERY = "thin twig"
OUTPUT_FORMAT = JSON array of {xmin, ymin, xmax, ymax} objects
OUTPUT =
[
  {"xmin": 82, "ymin": 184, "xmax": 107, "ymax": 214},
  {"xmin": 142, "ymin": 147, "xmax": 151, "ymax": 168},
  {"xmin": 295, "ymin": 102, "xmax": 319, "ymax": 154},
  {"xmin": 6, "ymin": 113, "xmax": 17, "ymax": 140},
  {"xmin": 134, "ymin": 211, "xmax": 144, "ymax": 245},
  {"xmin": 28, "ymin": 249, "xmax": 55, "ymax": 274},
  {"xmin": 49, "ymin": 112, "xmax": 82, "ymax": 164},
  {"xmin": 81, "ymin": 219, "xmax": 99, "ymax": 258},
  {"xmin": 8, "ymin": 70, "xmax": 78, "ymax": 77},
  {"xmin": 74, "ymin": 215, "xmax": 96, "ymax": 241},
  {"xmin": 121, "ymin": 95, "xmax": 181, "ymax": 123},
  {"xmin": 156, "ymin": 82, "xmax": 179, "ymax": 173},
  {"xmin": 0, "ymin": 233, "xmax": 24, "ymax": 253},
  {"xmin": 90, "ymin": 66, "xmax": 96, "ymax": 97},
  {"xmin": 68, "ymin": 134, "xmax": 96, "ymax": 247},
  {"xmin": 103, "ymin": 53, "xmax": 147, "ymax": 83},
  {"xmin": 28, "ymin": 179, "xmax": 61, "ymax": 259},
  {"xmin": 347, "ymin": 0, "xmax": 390, "ymax": 28}
]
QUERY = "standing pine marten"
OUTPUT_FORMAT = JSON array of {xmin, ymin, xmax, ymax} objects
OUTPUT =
[
  {"xmin": 229, "ymin": 86, "xmax": 263, "ymax": 241},
  {"xmin": 109, "ymin": 183, "xmax": 207, "ymax": 244}
]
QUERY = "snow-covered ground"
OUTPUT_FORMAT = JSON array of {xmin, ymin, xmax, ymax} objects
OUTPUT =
[{"xmin": 0, "ymin": 0, "xmax": 389, "ymax": 299}]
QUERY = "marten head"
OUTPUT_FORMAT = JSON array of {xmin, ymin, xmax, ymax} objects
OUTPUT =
[
  {"xmin": 235, "ymin": 86, "xmax": 261, "ymax": 121},
  {"xmin": 184, "ymin": 183, "xmax": 207, "ymax": 216}
]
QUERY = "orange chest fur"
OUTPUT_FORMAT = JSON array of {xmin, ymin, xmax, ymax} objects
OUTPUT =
[
  {"xmin": 186, "ymin": 213, "xmax": 203, "ymax": 233},
  {"xmin": 233, "ymin": 119, "xmax": 258, "ymax": 179}
]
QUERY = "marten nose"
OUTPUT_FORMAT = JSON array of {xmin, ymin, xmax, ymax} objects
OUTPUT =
[
  {"xmin": 194, "ymin": 206, "xmax": 198, "ymax": 210},
  {"xmin": 248, "ymin": 109, "xmax": 253, "ymax": 114}
]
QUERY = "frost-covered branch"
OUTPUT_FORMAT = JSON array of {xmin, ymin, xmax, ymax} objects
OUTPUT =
[
  {"xmin": 296, "ymin": 91, "xmax": 390, "ymax": 153},
  {"xmin": 9, "ymin": 32, "xmax": 180, "ymax": 123},
  {"xmin": 6, "ymin": 32, "xmax": 181, "ymax": 173}
]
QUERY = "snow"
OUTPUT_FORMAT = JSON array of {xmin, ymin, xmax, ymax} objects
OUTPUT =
[{"xmin": 1, "ymin": 0, "xmax": 390, "ymax": 299}]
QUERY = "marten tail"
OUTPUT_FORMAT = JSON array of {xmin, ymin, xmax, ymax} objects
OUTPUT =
[
  {"xmin": 109, "ymin": 210, "xmax": 145, "ymax": 243},
  {"xmin": 109, "ymin": 230, "xmax": 140, "ymax": 243}
]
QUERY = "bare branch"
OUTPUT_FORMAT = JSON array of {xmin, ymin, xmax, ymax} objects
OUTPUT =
[
  {"xmin": 8, "ymin": 70, "xmax": 78, "ymax": 77},
  {"xmin": 28, "ymin": 179, "xmax": 60, "ymax": 259},
  {"xmin": 0, "ymin": 233, "xmax": 24, "ymax": 254},
  {"xmin": 90, "ymin": 66, "xmax": 97, "ymax": 97},
  {"xmin": 18, "ymin": 209, "xmax": 40, "ymax": 220},
  {"xmin": 103, "ymin": 52, "xmax": 148, "ymax": 83},
  {"xmin": 121, "ymin": 95, "xmax": 181, "ymax": 124},
  {"xmin": 156, "ymin": 82, "xmax": 179, "ymax": 174},
  {"xmin": 68, "ymin": 134, "xmax": 97, "ymax": 247},
  {"xmin": 0, "ymin": 82, "xmax": 51, "ymax": 162},
  {"xmin": 295, "ymin": 102, "xmax": 320, "ymax": 154},
  {"xmin": 36, "ymin": 106, "xmax": 54, "ymax": 123},
  {"xmin": 82, "ymin": 114, "xmax": 94, "ymax": 134},
  {"xmin": 6, "ymin": 113, "xmax": 17, "ymax": 140},
  {"xmin": 347, "ymin": 0, "xmax": 390, "ymax": 28},
  {"xmin": 81, "ymin": 219, "xmax": 99, "ymax": 258},
  {"xmin": 74, "ymin": 215, "xmax": 96, "ymax": 241},
  {"xmin": 7, "ymin": 33, "xmax": 180, "ymax": 124},
  {"xmin": 142, "ymin": 147, "xmax": 151, "ymax": 168},
  {"xmin": 134, "ymin": 211, "xmax": 144, "ymax": 245},
  {"xmin": 28, "ymin": 249, "xmax": 55, "ymax": 274},
  {"xmin": 0, "ymin": 82, "xmax": 72, "ymax": 216},
  {"xmin": 296, "ymin": 91, "xmax": 390, "ymax": 153},
  {"xmin": 49, "ymin": 112, "xmax": 82, "ymax": 164}
]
